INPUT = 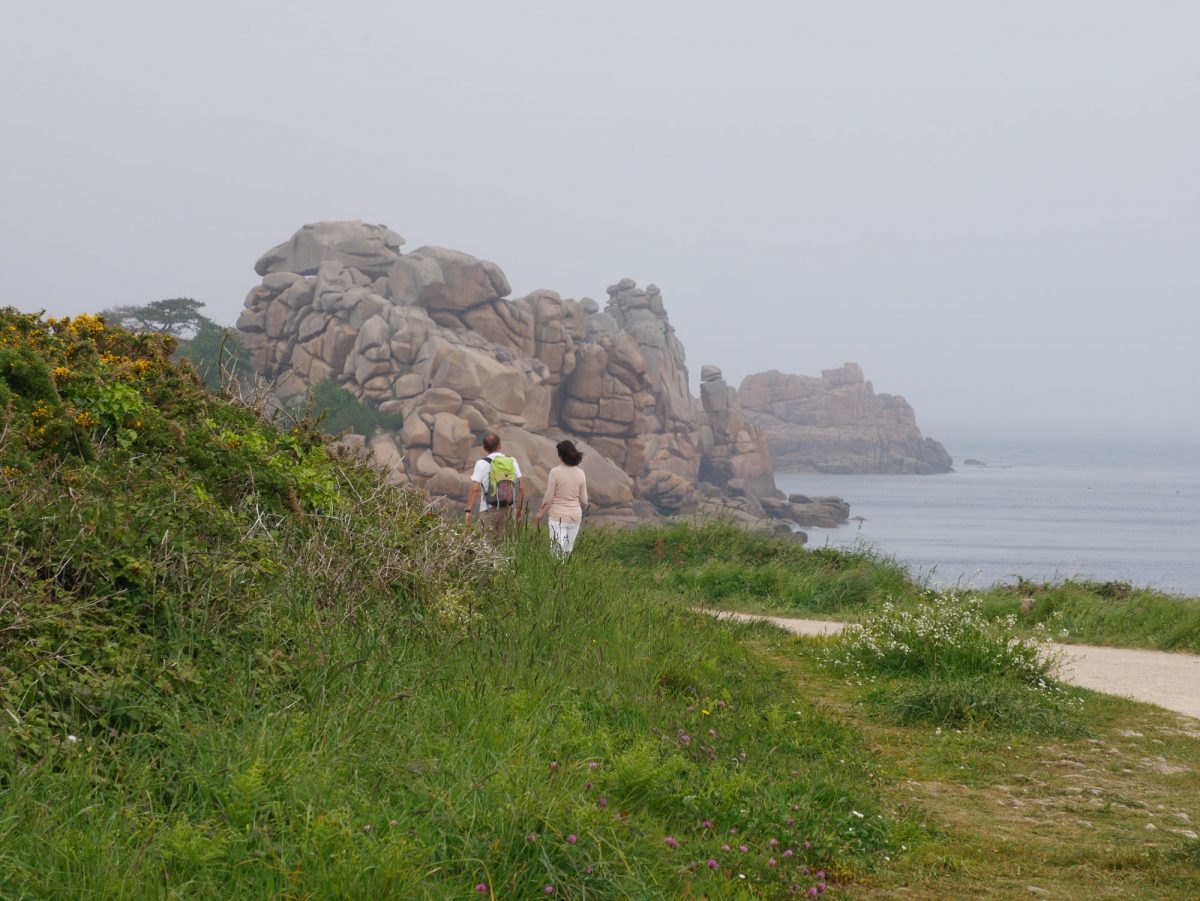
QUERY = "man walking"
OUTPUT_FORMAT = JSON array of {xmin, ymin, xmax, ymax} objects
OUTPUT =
[{"xmin": 464, "ymin": 432, "xmax": 523, "ymax": 537}]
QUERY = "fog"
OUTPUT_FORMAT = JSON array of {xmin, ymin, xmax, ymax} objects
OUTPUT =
[{"xmin": 2, "ymin": 1, "xmax": 1197, "ymax": 443}]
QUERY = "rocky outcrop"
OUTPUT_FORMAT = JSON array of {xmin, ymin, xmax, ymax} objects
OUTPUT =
[
  {"xmin": 739, "ymin": 364, "xmax": 952, "ymax": 474},
  {"xmin": 239, "ymin": 221, "xmax": 791, "ymax": 527}
]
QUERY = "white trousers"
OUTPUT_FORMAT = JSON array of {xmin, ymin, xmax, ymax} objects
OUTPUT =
[{"xmin": 548, "ymin": 519, "xmax": 581, "ymax": 558}]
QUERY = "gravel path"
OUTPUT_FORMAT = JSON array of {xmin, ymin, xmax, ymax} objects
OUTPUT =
[{"xmin": 708, "ymin": 611, "xmax": 1200, "ymax": 722}]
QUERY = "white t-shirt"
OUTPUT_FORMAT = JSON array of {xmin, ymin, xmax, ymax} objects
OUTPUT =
[{"xmin": 470, "ymin": 453, "xmax": 523, "ymax": 512}]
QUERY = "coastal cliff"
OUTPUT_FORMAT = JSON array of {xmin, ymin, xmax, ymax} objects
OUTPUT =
[
  {"xmin": 237, "ymin": 221, "xmax": 823, "ymax": 528},
  {"xmin": 739, "ymin": 364, "xmax": 952, "ymax": 474}
]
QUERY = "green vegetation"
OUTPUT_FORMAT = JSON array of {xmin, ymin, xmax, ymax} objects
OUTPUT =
[
  {"xmin": 0, "ymin": 310, "xmax": 904, "ymax": 897},
  {"xmin": 103, "ymin": 297, "xmax": 256, "ymax": 391},
  {"xmin": 3, "ymin": 310, "xmax": 1197, "ymax": 897},
  {"xmin": 180, "ymin": 317, "xmax": 257, "ymax": 391},
  {"xmin": 102, "ymin": 299, "xmax": 399, "ymax": 434},
  {"xmin": 826, "ymin": 595, "xmax": 1084, "ymax": 734},
  {"xmin": 600, "ymin": 521, "xmax": 1200, "ymax": 653},
  {"xmin": 307, "ymin": 378, "xmax": 404, "ymax": 436}
]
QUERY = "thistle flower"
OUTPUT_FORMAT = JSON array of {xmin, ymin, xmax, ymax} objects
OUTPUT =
[
  {"xmin": 707, "ymin": 859, "xmax": 718, "ymax": 869},
  {"xmin": 567, "ymin": 834, "xmax": 577, "ymax": 844},
  {"xmin": 475, "ymin": 884, "xmax": 488, "ymax": 894},
  {"xmin": 597, "ymin": 797, "xmax": 607, "ymax": 809}
]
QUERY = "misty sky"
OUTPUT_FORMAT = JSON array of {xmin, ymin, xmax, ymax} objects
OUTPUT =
[{"xmin": 3, "ymin": 1, "xmax": 1197, "ymax": 443}]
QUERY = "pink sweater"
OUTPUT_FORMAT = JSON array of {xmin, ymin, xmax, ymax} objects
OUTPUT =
[{"xmin": 540, "ymin": 464, "xmax": 588, "ymax": 523}]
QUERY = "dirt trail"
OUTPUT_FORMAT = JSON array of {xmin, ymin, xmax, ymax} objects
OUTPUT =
[{"xmin": 709, "ymin": 611, "xmax": 1200, "ymax": 721}]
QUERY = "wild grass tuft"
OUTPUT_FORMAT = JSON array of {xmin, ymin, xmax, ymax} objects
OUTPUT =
[{"xmin": 826, "ymin": 592, "xmax": 1084, "ymax": 734}]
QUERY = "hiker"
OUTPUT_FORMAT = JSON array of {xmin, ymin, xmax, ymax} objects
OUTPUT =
[
  {"xmin": 534, "ymin": 439, "xmax": 588, "ymax": 558},
  {"xmin": 464, "ymin": 432, "xmax": 522, "ymax": 537}
]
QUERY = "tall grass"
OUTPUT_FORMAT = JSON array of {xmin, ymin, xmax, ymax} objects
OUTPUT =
[
  {"xmin": 599, "ymin": 521, "xmax": 913, "ymax": 615},
  {"xmin": 0, "ymin": 522, "xmax": 916, "ymax": 897},
  {"xmin": 981, "ymin": 579, "xmax": 1200, "ymax": 653}
]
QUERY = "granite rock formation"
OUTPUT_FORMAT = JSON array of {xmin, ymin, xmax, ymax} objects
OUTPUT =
[
  {"xmin": 739, "ymin": 364, "xmax": 952, "ymax": 474},
  {"xmin": 238, "ymin": 221, "xmax": 802, "ymax": 526}
]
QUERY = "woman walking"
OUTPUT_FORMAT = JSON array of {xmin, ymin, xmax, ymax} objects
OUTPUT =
[{"xmin": 534, "ymin": 440, "xmax": 588, "ymax": 558}]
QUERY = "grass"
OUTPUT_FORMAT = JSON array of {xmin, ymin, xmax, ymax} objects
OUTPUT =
[
  {"xmin": 763, "ymin": 630, "xmax": 1200, "ymax": 899},
  {"xmin": 598, "ymin": 521, "xmax": 1200, "ymax": 653},
  {"xmin": 0, "ymin": 313, "xmax": 910, "ymax": 896},
  {"xmin": 0, "ymin": 528, "xmax": 922, "ymax": 897},
  {"xmin": 4, "ymin": 310, "xmax": 1199, "ymax": 897}
]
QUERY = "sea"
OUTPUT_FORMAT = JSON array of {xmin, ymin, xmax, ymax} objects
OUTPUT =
[{"xmin": 774, "ymin": 436, "xmax": 1200, "ymax": 597}]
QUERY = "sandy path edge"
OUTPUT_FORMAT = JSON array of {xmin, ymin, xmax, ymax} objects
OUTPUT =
[{"xmin": 703, "ymin": 610, "xmax": 1200, "ymax": 722}]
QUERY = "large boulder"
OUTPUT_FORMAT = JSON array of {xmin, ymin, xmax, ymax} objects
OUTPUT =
[
  {"xmin": 255, "ymin": 221, "xmax": 405, "ymax": 278},
  {"xmin": 390, "ymin": 246, "xmax": 511, "ymax": 323}
]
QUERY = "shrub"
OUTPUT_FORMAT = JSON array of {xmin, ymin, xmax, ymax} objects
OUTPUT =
[
  {"xmin": 827, "ymin": 591, "xmax": 1055, "ymax": 684},
  {"xmin": 826, "ymin": 591, "xmax": 1082, "ymax": 733}
]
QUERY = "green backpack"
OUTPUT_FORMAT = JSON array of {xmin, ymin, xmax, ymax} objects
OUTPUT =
[{"xmin": 484, "ymin": 454, "xmax": 517, "ymax": 508}]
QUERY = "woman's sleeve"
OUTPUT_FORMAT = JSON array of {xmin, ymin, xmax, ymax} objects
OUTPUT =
[{"xmin": 580, "ymin": 470, "xmax": 588, "ymax": 509}]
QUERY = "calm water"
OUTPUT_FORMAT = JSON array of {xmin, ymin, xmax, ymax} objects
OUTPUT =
[{"xmin": 775, "ymin": 438, "xmax": 1200, "ymax": 596}]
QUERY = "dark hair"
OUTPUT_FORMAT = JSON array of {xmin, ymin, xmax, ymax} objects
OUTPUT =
[
  {"xmin": 482, "ymin": 432, "xmax": 501, "ymax": 452},
  {"xmin": 556, "ymin": 439, "xmax": 583, "ymax": 466}
]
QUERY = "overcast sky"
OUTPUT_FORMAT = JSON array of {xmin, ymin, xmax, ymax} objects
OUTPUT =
[{"xmin": 3, "ymin": 1, "xmax": 1197, "ymax": 443}]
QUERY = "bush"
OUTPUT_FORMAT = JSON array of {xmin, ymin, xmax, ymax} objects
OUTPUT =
[
  {"xmin": 826, "ymin": 592, "xmax": 1082, "ymax": 733},
  {"xmin": 827, "ymin": 592, "xmax": 1055, "ymax": 684}
]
